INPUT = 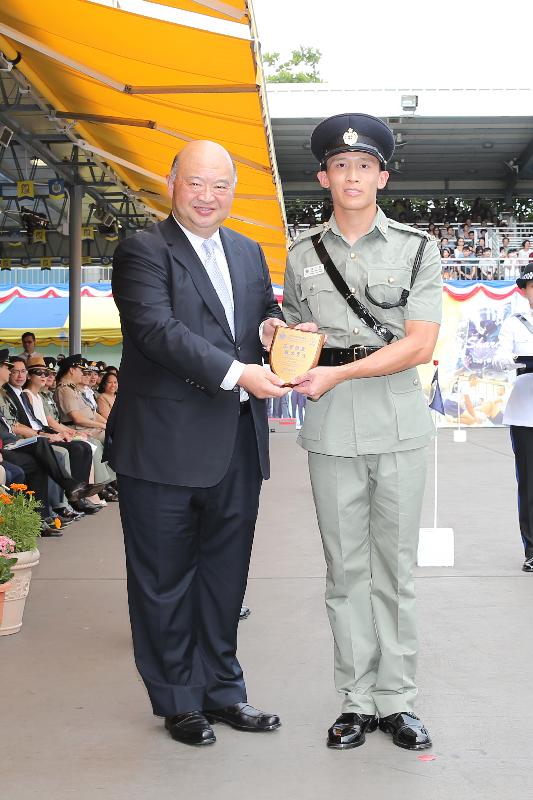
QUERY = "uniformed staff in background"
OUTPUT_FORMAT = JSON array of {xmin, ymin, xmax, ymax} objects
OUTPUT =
[
  {"xmin": 283, "ymin": 113, "xmax": 442, "ymax": 751},
  {"xmin": 494, "ymin": 266, "xmax": 533, "ymax": 572}
]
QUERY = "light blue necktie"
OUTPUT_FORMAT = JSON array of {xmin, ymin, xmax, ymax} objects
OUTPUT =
[{"xmin": 202, "ymin": 238, "xmax": 235, "ymax": 338}]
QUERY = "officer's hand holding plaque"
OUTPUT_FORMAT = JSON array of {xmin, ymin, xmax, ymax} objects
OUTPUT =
[{"xmin": 270, "ymin": 326, "xmax": 325, "ymax": 386}]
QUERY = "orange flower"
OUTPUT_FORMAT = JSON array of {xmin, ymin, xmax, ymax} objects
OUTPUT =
[
  {"xmin": 0, "ymin": 494, "xmax": 12, "ymax": 505},
  {"xmin": 25, "ymin": 491, "xmax": 35, "ymax": 496},
  {"xmin": 9, "ymin": 483, "xmax": 27, "ymax": 491},
  {"xmin": 53, "ymin": 518, "xmax": 61, "ymax": 529}
]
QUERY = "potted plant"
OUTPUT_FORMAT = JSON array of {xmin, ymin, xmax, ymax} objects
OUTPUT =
[
  {"xmin": 0, "ymin": 535, "xmax": 17, "ymax": 627},
  {"xmin": 0, "ymin": 484, "xmax": 42, "ymax": 636}
]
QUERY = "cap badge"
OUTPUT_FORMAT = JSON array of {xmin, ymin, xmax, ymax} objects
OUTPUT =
[{"xmin": 343, "ymin": 128, "xmax": 358, "ymax": 146}]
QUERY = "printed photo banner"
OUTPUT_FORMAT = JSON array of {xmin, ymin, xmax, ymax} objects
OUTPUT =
[{"xmin": 419, "ymin": 280, "xmax": 530, "ymax": 427}]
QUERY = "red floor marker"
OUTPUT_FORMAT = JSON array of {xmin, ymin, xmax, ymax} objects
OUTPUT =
[{"xmin": 417, "ymin": 754, "xmax": 438, "ymax": 762}]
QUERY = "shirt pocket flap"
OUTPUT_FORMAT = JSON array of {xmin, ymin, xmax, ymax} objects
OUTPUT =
[
  {"xmin": 387, "ymin": 368, "xmax": 421, "ymax": 394},
  {"xmin": 367, "ymin": 268, "xmax": 411, "ymax": 290},
  {"xmin": 298, "ymin": 275, "xmax": 335, "ymax": 301}
]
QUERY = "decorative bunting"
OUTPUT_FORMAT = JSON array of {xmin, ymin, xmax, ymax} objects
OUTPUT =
[
  {"xmin": 17, "ymin": 181, "xmax": 35, "ymax": 199},
  {"xmin": 48, "ymin": 178, "xmax": 65, "ymax": 199},
  {"xmin": 81, "ymin": 226, "xmax": 94, "ymax": 240},
  {"xmin": 32, "ymin": 229, "xmax": 47, "ymax": 244},
  {"xmin": 0, "ymin": 259, "xmax": 12, "ymax": 271},
  {"xmin": 40, "ymin": 257, "xmax": 53, "ymax": 270}
]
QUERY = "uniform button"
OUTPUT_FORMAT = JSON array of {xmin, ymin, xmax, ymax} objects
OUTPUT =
[
  {"xmin": 350, "ymin": 287, "xmax": 356, "ymax": 294},
  {"xmin": 350, "ymin": 252, "xmax": 356, "ymax": 259},
  {"xmin": 413, "ymin": 378, "xmax": 419, "ymax": 385},
  {"xmin": 353, "ymin": 327, "xmax": 360, "ymax": 335},
  {"xmin": 309, "ymin": 284, "xmax": 315, "ymax": 291},
  {"xmin": 237, "ymin": 346, "xmax": 241, "ymax": 351},
  {"xmin": 388, "ymin": 276, "xmax": 395, "ymax": 284}
]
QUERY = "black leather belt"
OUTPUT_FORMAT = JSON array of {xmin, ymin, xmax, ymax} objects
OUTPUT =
[
  {"xmin": 239, "ymin": 399, "xmax": 251, "ymax": 415},
  {"xmin": 318, "ymin": 346, "xmax": 382, "ymax": 367}
]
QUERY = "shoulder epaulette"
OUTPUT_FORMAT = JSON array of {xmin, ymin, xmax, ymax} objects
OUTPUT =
[
  {"xmin": 288, "ymin": 223, "xmax": 326, "ymax": 251},
  {"xmin": 387, "ymin": 219, "xmax": 432, "ymax": 240}
]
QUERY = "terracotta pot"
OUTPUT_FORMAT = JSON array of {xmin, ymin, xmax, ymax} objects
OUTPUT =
[
  {"xmin": 0, "ymin": 549, "xmax": 40, "ymax": 636},
  {"xmin": 0, "ymin": 581, "xmax": 11, "ymax": 626}
]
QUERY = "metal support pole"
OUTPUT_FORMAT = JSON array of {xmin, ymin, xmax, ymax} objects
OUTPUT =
[{"xmin": 68, "ymin": 182, "xmax": 83, "ymax": 355}]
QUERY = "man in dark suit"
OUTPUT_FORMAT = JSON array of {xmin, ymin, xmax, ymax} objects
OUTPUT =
[{"xmin": 108, "ymin": 140, "xmax": 290, "ymax": 747}]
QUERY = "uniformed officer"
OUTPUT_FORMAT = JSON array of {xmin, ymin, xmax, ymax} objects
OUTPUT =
[
  {"xmin": 282, "ymin": 113, "xmax": 442, "ymax": 751},
  {"xmin": 493, "ymin": 266, "xmax": 533, "ymax": 572}
]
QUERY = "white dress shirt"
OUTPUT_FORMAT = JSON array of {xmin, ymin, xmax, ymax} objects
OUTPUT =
[
  {"xmin": 173, "ymin": 216, "xmax": 247, "ymax": 396},
  {"xmin": 496, "ymin": 307, "xmax": 533, "ymax": 426},
  {"xmin": 10, "ymin": 385, "xmax": 41, "ymax": 431}
]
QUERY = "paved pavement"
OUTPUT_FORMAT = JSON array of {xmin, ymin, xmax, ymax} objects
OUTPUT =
[{"xmin": 4, "ymin": 428, "xmax": 531, "ymax": 800}]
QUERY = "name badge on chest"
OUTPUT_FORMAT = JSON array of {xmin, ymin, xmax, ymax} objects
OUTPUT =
[{"xmin": 303, "ymin": 264, "xmax": 325, "ymax": 278}]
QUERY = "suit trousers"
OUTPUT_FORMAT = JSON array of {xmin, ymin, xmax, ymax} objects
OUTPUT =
[
  {"xmin": 117, "ymin": 412, "xmax": 262, "ymax": 716},
  {"xmin": 51, "ymin": 439, "xmax": 92, "ymax": 483},
  {"xmin": 510, "ymin": 425, "xmax": 533, "ymax": 557},
  {"xmin": 308, "ymin": 447, "xmax": 428, "ymax": 718}
]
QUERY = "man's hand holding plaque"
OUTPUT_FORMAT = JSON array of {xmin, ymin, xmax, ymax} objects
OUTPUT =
[{"xmin": 270, "ymin": 324, "xmax": 326, "ymax": 387}]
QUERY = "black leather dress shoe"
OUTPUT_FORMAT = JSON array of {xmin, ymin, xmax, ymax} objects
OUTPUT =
[
  {"xmin": 69, "ymin": 498, "xmax": 102, "ymax": 514},
  {"xmin": 205, "ymin": 702, "xmax": 281, "ymax": 732},
  {"xmin": 67, "ymin": 481, "xmax": 107, "ymax": 502},
  {"xmin": 54, "ymin": 508, "xmax": 84, "ymax": 522},
  {"xmin": 522, "ymin": 556, "xmax": 533, "ymax": 572},
  {"xmin": 100, "ymin": 488, "xmax": 119, "ymax": 502},
  {"xmin": 40, "ymin": 521, "xmax": 63, "ymax": 537},
  {"xmin": 164, "ymin": 713, "xmax": 216, "ymax": 746},
  {"xmin": 239, "ymin": 605, "xmax": 251, "ymax": 620},
  {"xmin": 327, "ymin": 713, "xmax": 378, "ymax": 749},
  {"xmin": 378, "ymin": 712, "xmax": 432, "ymax": 750}
]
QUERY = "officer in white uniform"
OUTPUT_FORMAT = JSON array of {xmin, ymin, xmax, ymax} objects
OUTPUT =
[{"xmin": 494, "ymin": 266, "xmax": 533, "ymax": 571}]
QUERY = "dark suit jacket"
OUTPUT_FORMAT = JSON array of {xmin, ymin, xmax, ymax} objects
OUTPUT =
[
  {"xmin": 3, "ymin": 384, "xmax": 46, "ymax": 431},
  {"xmin": 107, "ymin": 216, "xmax": 283, "ymax": 487}
]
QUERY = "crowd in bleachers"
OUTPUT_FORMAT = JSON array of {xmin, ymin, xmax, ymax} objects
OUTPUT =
[
  {"xmin": 287, "ymin": 198, "xmax": 533, "ymax": 281},
  {"xmin": 0, "ymin": 332, "xmax": 119, "ymax": 537}
]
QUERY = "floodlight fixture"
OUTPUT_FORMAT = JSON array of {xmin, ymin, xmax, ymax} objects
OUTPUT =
[{"xmin": 401, "ymin": 95, "xmax": 418, "ymax": 112}]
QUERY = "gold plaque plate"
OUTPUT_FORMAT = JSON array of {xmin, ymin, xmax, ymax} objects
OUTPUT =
[{"xmin": 270, "ymin": 326, "xmax": 325, "ymax": 386}]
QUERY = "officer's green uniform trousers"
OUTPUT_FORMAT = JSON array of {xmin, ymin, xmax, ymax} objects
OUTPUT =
[
  {"xmin": 283, "ymin": 209, "xmax": 442, "ymax": 717},
  {"xmin": 309, "ymin": 448, "xmax": 426, "ymax": 716}
]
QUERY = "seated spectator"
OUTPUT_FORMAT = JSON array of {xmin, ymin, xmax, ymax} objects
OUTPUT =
[
  {"xmin": 454, "ymin": 237, "xmax": 465, "ymax": 258},
  {"xmin": 0, "ymin": 351, "xmax": 106, "ymax": 529},
  {"xmin": 96, "ymin": 371, "xmax": 118, "ymax": 421},
  {"xmin": 54, "ymin": 355, "xmax": 117, "ymax": 500},
  {"xmin": 17, "ymin": 331, "xmax": 43, "ymax": 363},
  {"xmin": 55, "ymin": 356, "xmax": 107, "ymax": 442},
  {"xmin": 480, "ymin": 247, "xmax": 497, "ymax": 279},
  {"xmin": 80, "ymin": 361, "xmax": 98, "ymax": 413},
  {"xmin": 503, "ymin": 248, "xmax": 520, "ymax": 279},
  {"xmin": 440, "ymin": 236, "xmax": 450, "ymax": 252},
  {"xmin": 518, "ymin": 239, "xmax": 532, "ymax": 265},
  {"xmin": 445, "ymin": 225, "xmax": 457, "ymax": 246}
]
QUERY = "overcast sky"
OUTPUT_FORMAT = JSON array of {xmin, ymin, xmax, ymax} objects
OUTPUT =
[
  {"xmin": 99, "ymin": 0, "xmax": 533, "ymax": 91},
  {"xmin": 252, "ymin": 0, "xmax": 533, "ymax": 89}
]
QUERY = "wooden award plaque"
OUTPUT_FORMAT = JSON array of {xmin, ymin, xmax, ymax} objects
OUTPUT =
[{"xmin": 269, "ymin": 326, "xmax": 325, "ymax": 386}]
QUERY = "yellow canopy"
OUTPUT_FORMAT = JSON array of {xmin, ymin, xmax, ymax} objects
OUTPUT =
[
  {"xmin": 144, "ymin": 0, "xmax": 248, "ymax": 23},
  {"xmin": 0, "ymin": 0, "xmax": 287, "ymax": 283}
]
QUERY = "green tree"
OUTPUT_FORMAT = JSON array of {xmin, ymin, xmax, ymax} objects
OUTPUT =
[{"xmin": 263, "ymin": 46, "xmax": 323, "ymax": 83}]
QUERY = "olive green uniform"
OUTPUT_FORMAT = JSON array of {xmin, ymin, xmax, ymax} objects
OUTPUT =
[
  {"xmin": 53, "ymin": 382, "xmax": 115, "ymax": 484},
  {"xmin": 283, "ymin": 207, "xmax": 442, "ymax": 716}
]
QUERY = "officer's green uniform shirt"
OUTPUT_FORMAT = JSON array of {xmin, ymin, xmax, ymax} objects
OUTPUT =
[
  {"xmin": 283, "ymin": 207, "xmax": 443, "ymax": 457},
  {"xmin": 0, "ymin": 390, "xmax": 18, "ymax": 430}
]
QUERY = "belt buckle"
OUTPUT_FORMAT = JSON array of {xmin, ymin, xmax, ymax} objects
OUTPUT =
[{"xmin": 352, "ymin": 344, "xmax": 363, "ymax": 362}]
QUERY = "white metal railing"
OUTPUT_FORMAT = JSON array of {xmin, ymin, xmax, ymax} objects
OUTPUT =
[{"xmin": 0, "ymin": 266, "xmax": 113, "ymax": 286}]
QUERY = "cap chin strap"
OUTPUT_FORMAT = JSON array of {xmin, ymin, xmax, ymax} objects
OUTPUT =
[{"xmin": 320, "ymin": 143, "xmax": 387, "ymax": 170}]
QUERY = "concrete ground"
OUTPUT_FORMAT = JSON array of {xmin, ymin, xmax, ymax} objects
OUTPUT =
[{"xmin": 4, "ymin": 428, "xmax": 531, "ymax": 800}]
